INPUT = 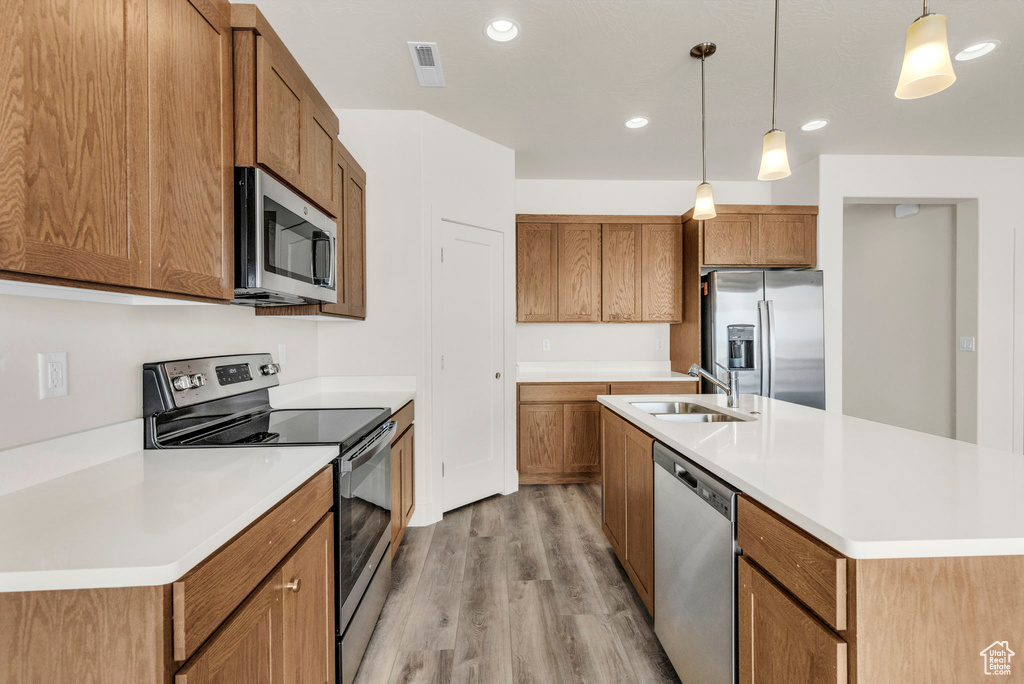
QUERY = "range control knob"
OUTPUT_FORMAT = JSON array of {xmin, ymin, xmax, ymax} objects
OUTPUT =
[
  {"xmin": 260, "ymin": 363, "xmax": 282, "ymax": 376},
  {"xmin": 171, "ymin": 375, "xmax": 192, "ymax": 392},
  {"xmin": 190, "ymin": 373, "xmax": 207, "ymax": 388}
]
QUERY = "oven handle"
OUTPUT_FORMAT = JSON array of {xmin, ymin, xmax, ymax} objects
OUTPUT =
[{"xmin": 340, "ymin": 421, "xmax": 397, "ymax": 472}]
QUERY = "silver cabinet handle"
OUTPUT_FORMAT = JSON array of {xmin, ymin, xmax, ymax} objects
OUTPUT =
[{"xmin": 285, "ymin": 578, "xmax": 301, "ymax": 593}]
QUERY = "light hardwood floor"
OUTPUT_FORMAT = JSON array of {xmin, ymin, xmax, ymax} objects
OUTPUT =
[{"xmin": 354, "ymin": 484, "xmax": 680, "ymax": 684}]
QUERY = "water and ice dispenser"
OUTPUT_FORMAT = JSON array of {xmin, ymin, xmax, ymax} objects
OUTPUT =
[{"xmin": 727, "ymin": 324, "xmax": 755, "ymax": 370}]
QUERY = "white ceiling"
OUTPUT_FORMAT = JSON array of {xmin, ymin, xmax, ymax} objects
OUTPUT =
[{"xmin": 247, "ymin": 0, "xmax": 1024, "ymax": 180}]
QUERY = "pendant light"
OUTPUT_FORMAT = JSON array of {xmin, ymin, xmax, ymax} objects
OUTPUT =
[
  {"xmin": 758, "ymin": 0, "xmax": 791, "ymax": 181},
  {"xmin": 691, "ymin": 42, "xmax": 717, "ymax": 221},
  {"xmin": 895, "ymin": 0, "xmax": 956, "ymax": 99}
]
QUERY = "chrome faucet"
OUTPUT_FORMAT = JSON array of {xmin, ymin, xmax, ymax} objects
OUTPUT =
[{"xmin": 688, "ymin": 363, "xmax": 740, "ymax": 408}]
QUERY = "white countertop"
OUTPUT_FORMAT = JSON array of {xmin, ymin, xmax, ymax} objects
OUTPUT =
[
  {"xmin": 516, "ymin": 361, "xmax": 697, "ymax": 384},
  {"xmin": 0, "ymin": 375, "xmax": 416, "ymax": 593},
  {"xmin": 598, "ymin": 393, "xmax": 1024, "ymax": 560}
]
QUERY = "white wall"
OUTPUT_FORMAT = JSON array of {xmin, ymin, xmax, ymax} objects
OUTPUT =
[
  {"xmin": 514, "ymin": 178, "xmax": 772, "ymax": 364},
  {"xmin": 320, "ymin": 110, "xmax": 515, "ymax": 525},
  {"xmin": 774, "ymin": 155, "xmax": 1024, "ymax": 452},
  {"xmin": 842, "ymin": 204, "xmax": 957, "ymax": 438},
  {"xmin": 0, "ymin": 295, "xmax": 318, "ymax": 449}
]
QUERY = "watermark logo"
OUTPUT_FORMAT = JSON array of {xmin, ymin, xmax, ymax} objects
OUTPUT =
[{"xmin": 980, "ymin": 641, "xmax": 1015, "ymax": 676}]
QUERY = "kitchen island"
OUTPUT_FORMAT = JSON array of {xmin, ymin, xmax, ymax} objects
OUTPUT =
[{"xmin": 598, "ymin": 392, "xmax": 1024, "ymax": 683}]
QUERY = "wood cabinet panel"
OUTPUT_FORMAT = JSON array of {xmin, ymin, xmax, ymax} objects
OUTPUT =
[
  {"xmin": 518, "ymin": 404, "xmax": 564, "ymax": 476},
  {"xmin": 641, "ymin": 224, "xmax": 682, "ymax": 322},
  {"xmin": 390, "ymin": 401, "xmax": 414, "ymax": 444},
  {"xmin": 172, "ymin": 468, "xmax": 333, "ymax": 662},
  {"xmin": 758, "ymin": 214, "xmax": 816, "ymax": 266},
  {"xmin": 401, "ymin": 426, "xmax": 415, "ymax": 527},
  {"xmin": 342, "ymin": 169, "xmax": 367, "ymax": 318},
  {"xmin": 600, "ymin": 408, "xmax": 626, "ymax": 557},
  {"xmin": 301, "ymin": 100, "xmax": 336, "ymax": 215},
  {"xmin": 738, "ymin": 496, "xmax": 847, "ymax": 631},
  {"xmin": 517, "ymin": 223, "xmax": 559, "ymax": 322},
  {"xmin": 601, "ymin": 224, "xmax": 643, "ymax": 322},
  {"xmin": 255, "ymin": 34, "xmax": 303, "ymax": 191},
  {"xmin": 703, "ymin": 214, "xmax": 757, "ymax": 265},
  {"xmin": 0, "ymin": 0, "xmax": 149, "ymax": 288},
  {"xmin": 557, "ymin": 223, "xmax": 601, "ymax": 321},
  {"xmin": 390, "ymin": 435, "xmax": 404, "ymax": 549},
  {"xmin": 390, "ymin": 424, "xmax": 416, "ymax": 555},
  {"xmin": 148, "ymin": 0, "xmax": 233, "ymax": 300},
  {"xmin": 608, "ymin": 381, "xmax": 699, "ymax": 395},
  {"xmin": 518, "ymin": 383, "xmax": 609, "ymax": 403},
  {"xmin": 563, "ymin": 403, "xmax": 601, "ymax": 474},
  {"xmin": 281, "ymin": 514, "xmax": 335, "ymax": 684},
  {"xmin": 738, "ymin": 557, "xmax": 847, "ymax": 684},
  {"xmin": 623, "ymin": 421, "xmax": 655, "ymax": 615}
]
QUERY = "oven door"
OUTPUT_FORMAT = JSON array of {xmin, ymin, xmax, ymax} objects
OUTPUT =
[{"xmin": 335, "ymin": 421, "xmax": 395, "ymax": 632}]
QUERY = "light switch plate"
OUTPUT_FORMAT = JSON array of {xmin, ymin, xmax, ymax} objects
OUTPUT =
[
  {"xmin": 38, "ymin": 352, "xmax": 68, "ymax": 399},
  {"xmin": 278, "ymin": 343, "xmax": 288, "ymax": 366},
  {"xmin": 959, "ymin": 337, "xmax": 976, "ymax": 352},
  {"xmin": 656, "ymin": 338, "xmax": 665, "ymax": 351}
]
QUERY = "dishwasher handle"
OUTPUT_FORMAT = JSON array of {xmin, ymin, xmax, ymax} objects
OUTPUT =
[{"xmin": 674, "ymin": 463, "xmax": 700, "ymax": 491}]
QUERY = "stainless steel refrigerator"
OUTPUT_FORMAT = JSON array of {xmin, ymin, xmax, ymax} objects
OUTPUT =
[{"xmin": 701, "ymin": 270, "xmax": 825, "ymax": 409}]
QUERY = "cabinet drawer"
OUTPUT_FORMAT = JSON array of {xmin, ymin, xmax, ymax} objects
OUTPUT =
[
  {"xmin": 391, "ymin": 400, "xmax": 414, "ymax": 444},
  {"xmin": 172, "ymin": 467, "xmax": 334, "ymax": 661},
  {"xmin": 519, "ymin": 383, "xmax": 610, "ymax": 403},
  {"xmin": 609, "ymin": 381, "xmax": 699, "ymax": 395},
  {"xmin": 737, "ymin": 496, "xmax": 847, "ymax": 631}
]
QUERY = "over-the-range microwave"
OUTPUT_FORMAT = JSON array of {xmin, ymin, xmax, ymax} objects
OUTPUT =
[{"xmin": 233, "ymin": 167, "xmax": 337, "ymax": 306}]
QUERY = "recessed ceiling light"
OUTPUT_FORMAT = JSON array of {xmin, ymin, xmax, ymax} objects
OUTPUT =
[
  {"xmin": 624, "ymin": 116, "xmax": 650, "ymax": 129},
  {"xmin": 486, "ymin": 19, "xmax": 519, "ymax": 42},
  {"xmin": 955, "ymin": 40, "xmax": 1000, "ymax": 61},
  {"xmin": 801, "ymin": 119, "xmax": 829, "ymax": 131}
]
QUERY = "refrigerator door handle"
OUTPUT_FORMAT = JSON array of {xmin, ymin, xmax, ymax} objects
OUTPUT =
[
  {"xmin": 758, "ymin": 300, "xmax": 770, "ymax": 397},
  {"xmin": 766, "ymin": 300, "xmax": 777, "ymax": 397}
]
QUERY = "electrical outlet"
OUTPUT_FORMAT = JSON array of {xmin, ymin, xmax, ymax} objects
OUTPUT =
[
  {"xmin": 542, "ymin": 339, "xmax": 551, "ymax": 351},
  {"xmin": 656, "ymin": 338, "xmax": 665, "ymax": 351},
  {"xmin": 38, "ymin": 352, "xmax": 68, "ymax": 399},
  {"xmin": 959, "ymin": 337, "xmax": 976, "ymax": 352},
  {"xmin": 278, "ymin": 343, "xmax": 288, "ymax": 366}
]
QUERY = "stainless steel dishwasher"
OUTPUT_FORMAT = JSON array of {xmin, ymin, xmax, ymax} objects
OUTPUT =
[{"xmin": 654, "ymin": 442, "xmax": 739, "ymax": 684}]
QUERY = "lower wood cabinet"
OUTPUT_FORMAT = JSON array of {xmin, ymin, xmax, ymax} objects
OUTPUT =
[
  {"xmin": 600, "ymin": 406, "xmax": 655, "ymax": 615},
  {"xmin": 391, "ymin": 418, "xmax": 415, "ymax": 556},
  {"xmin": 178, "ymin": 513, "xmax": 336, "ymax": 684},
  {"xmin": 518, "ymin": 383, "xmax": 608, "ymax": 484},
  {"xmin": 738, "ymin": 556, "xmax": 846, "ymax": 684}
]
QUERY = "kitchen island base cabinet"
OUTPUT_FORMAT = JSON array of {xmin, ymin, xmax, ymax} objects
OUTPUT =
[{"xmin": 600, "ymin": 407, "xmax": 655, "ymax": 616}]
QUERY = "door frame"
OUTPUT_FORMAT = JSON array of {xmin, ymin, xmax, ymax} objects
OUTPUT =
[{"xmin": 429, "ymin": 209, "xmax": 516, "ymax": 520}]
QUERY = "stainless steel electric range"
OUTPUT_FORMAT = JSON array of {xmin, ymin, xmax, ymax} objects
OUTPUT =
[{"xmin": 143, "ymin": 353, "xmax": 393, "ymax": 684}]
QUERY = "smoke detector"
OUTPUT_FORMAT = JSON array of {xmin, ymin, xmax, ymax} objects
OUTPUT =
[{"xmin": 407, "ymin": 42, "xmax": 445, "ymax": 87}]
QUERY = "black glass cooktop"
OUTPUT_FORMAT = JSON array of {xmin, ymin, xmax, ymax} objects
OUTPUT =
[{"xmin": 170, "ymin": 407, "xmax": 390, "ymax": 452}]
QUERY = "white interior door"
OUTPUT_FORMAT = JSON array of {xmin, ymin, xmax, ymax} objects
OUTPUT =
[{"xmin": 439, "ymin": 220, "xmax": 505, "ymax": 511}]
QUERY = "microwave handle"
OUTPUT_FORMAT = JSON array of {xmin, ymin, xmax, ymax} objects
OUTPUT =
[{"xmin": 312, "ymin": 231, "xmax": 332, "ymax": 287}]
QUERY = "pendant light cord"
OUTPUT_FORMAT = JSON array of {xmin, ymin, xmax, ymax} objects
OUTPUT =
[
  {"xmin": 771, "ymin": 0, "xmax": 779, "ymax": 131},
  {"xmin": 701, "ymin": 53, "xmax": 707, "ymax": 184}
]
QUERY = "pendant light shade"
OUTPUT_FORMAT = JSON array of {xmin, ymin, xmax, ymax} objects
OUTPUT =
[
  {"xmin": 895, "ymin": 6, "xmax": 956, "ymax": 99},
  {"xmin": 691, "ymin": 42, "xmax": 717, "ymax": 220},
  {"xmin": 758, "ymin": 129, "xmax": 791, "ymax": 181},
  {"xmin": 694, "ymin": 183, "xmax": 717, "ymax": 221},
  {"xmin": 758, "ymin": 0, "xmax": 790, "ymax": 181}
]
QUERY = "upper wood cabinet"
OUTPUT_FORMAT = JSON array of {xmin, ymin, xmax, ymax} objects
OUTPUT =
[
  {"xmin": 517, "ymin": 216, "xmax": 683, "ymax": 324},
  {"xmin": 691, "ymin": 205, "xmax": 818, "ymax": 268},
  {"xmin": 0, "ymin": 0, "xmax": 234, "ymax": 301},
  {"xmin": 232, "ymin": 4, "xmax": 340, "ymax": 218}
]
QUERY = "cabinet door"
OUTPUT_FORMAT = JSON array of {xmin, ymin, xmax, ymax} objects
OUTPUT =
[
  {"xmin": 556, "ymin": 223, "xmax": 601, "ymax": 322},
  {"xmin": 518, "ymin": 404, "xmax": 564, "ymax": 476},
  {"xmin": 601, "ymin": 224, "xmax": 643, "ymax": 321},
  {"xmin": 342, "ymin": 169, "xmax": 367, "ymax": 319},
  {"xmin": 641, "ymin": 224, "xmax": 682, "ymax": 322},
  {"xmin": 390, "ymin": 436, "xmax": 404, "ymax": 548},
  {"xmin": 256, "ymin": 35, "xmax": 304, "ymax": 191},
  {"xmin": 0, "ymin": 0, "xmax": 149, "ymax": 288},
  {"xmin": 738, "ymin": 557, "xmax": 847, "ymax": 684},
  {"xmin": 318, "ymin": 148, "xmax": 351, "ymax": 317},
  {"xmin": 281, "ymin": 515, "xmax": 335, "ymax": 684},
  {"xmin": 757, "ymin": 214, "xmax": 816, "ymax": 266},
  {"xmin": 148, "ymin": 0, "xmax": 233, "ymax": 300},
  {"xmin": 563, "ymin": 403, "xmax": 600, "ymax": 474},
  {"xmin": 600, "ymin": 408, "xmax": 626, "ymax": 556},
  {"xmin": 301, "ymin": 99, "xmax": 337, "ymax": 216},
  {"xmin": 623, "ymin": 422, "xmax": 655, "ymax": 614},
  {"xmin": 402, "ymin": 427, "xmax": 415, "ymax": 526},
  {"xmin": 703, "ymin": 214, "xmax": 758, "ymax": 266},
  {"xmin": 517, "ymin": 223, "xmax": 559, "ymax": 322},
  {"xmin": 175, "ymin": 569, "xmax": 284, "ymax": 684}
]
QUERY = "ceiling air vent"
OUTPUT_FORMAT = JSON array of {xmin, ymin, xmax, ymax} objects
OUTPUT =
[{"xmin": 407, "ymin": 42, "xmax": 445, "ymax": 87}]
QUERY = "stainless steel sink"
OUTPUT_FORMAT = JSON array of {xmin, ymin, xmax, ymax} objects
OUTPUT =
[{"xmin": 630, "ymin": 401, "xmax": 749, "ymax": 423}]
